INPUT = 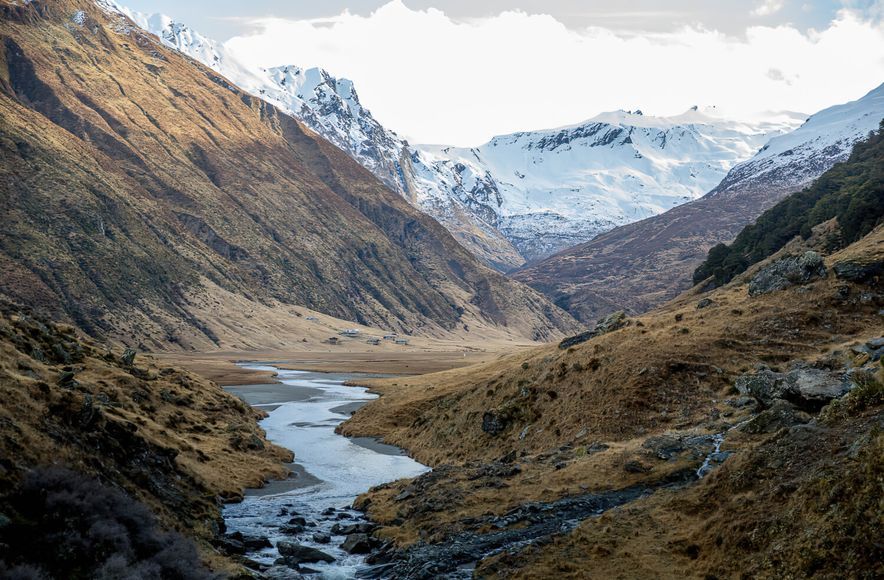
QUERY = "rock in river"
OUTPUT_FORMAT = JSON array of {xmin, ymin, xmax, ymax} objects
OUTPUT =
[
  {"xmin": 276, "ymin": 541, "xmax": 335, "ymax": 564},
  {"xmin": 341, "ymin": 533, "xmax": 372, "ymax": 554}
]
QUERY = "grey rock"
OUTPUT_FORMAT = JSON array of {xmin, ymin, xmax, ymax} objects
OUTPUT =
[
  {"xmin": 740, "ymin": 400, "xmax": 812, "ymax": 434},
  {"xmin": 642, "ymin": 435, "xmax": 684, "ymax": 460},
  {"xmin": 558, "ymin": 310, "xmax": 627, "ymax": 349},
  {"xmin": 121, "ymin": 347, "xmax": 136, "ymax": 366},
  {"xmin": 696, "ymin": 298, "xmax": 715, "ymax": 309},
  {"xmin": 57, "ymin": 370, "xmax": 76, "ymax": 387},
  {"xmin": 624, "ymin": 460, "xmax": 650, "ymax": 473},
  {"xmin": 312, "ymin": 532, "xmax": 331, "ymax": 544},
  {"xmin": 276, "ymin": 541, "xmax": 335, "ymax": 564},
  {"xmin": 341, "ymin": 533, "xmax": 372, "ymax": 554},
  {"xmin": 748, "ymin": 251, "xmax": 827, "ymax": 296},
  {"xmin": 734, "ymin": 364, "xmax": 851, "ymax": 411},
  {"xmin": 832, "ymin": 259, "xmax": 884, "ymax": 283},
  {"xmin": 482, "ymin": 410, "xmax": 506, "ymax": 436},
  {"xmin": 279, "ymin": 524, "xmax": 304, "ymax": 535}
]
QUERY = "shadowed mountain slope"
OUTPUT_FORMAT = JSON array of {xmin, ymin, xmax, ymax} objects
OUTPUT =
[{"xmin": 0, "ymin": 0, "xmax": 577, "ymax": 349}]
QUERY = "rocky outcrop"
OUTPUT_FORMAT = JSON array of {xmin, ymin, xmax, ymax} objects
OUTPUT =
[
  {"xmin": 833, "ymin": 257, "xmax": 884, "ymax": 284},
  {"xmin": 735, "ymin": 363, "xmax": 853, "ymax": 412},
  {"xmin": 558, "ymin": 311, "xmax": 627, "ymax": 349},
  {"xmin": 748, "ymin": 251, "xmax": 827, "ymax": 296}
]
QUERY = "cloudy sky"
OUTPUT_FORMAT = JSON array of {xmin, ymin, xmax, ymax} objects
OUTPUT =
[{"xmin": 123, "ymin": 1, "xmax": 884, "ymax": 145}]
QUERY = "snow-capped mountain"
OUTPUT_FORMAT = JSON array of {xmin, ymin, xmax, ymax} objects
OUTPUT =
[
  {"xmin": 107, "ymin": 1, "xmax": 802, "ymax": 268},
  {"xmin": 512, "ymin": 82, "xmax": 884, "ymax": 323},
  {"xmin": 411, "ymin": 109, "xmax": 802, "ymax": 260},
  {"xmin": 711, "ymin": 82, "xmax": 884, "ymax": 199}
]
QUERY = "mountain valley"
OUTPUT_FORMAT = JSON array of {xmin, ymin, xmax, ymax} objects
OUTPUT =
[{"xmin": 0, "ymin": 1, "xmax": 881, "ymax": 579}]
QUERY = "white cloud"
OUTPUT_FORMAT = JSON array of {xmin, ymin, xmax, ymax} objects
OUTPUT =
[
  {"xmin": 225, "ymin": 1, "xmax": 884, "ymax": 146},
  {"xmin": 752, "ymin": 0, "xmax": 785, "ymax": 17}
]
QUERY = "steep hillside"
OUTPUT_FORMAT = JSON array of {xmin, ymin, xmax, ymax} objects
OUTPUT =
[
  {"xmin": 340, "ymin": 222, "xmax": 883, "ymax": 577},
  {"xmin": 116, "ymin": 6, "xmax": 526, "ymax": 272},
  {"xmin": 0, "ymin": 297, "xmax": 292, "ymax": 574},
  {"xmin": 0, "ymin": 0, "xmax": 577, "ymax": 350},
  {"xmin": 695, "ymin": 120, "xmax": 884, "ymax": 286},
  {"xmin": 514, "ymin": 83, "xmax": 884, "ymax": 322}
]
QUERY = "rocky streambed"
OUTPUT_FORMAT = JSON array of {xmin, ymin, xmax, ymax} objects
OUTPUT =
[{"xmin": 221, "ymin": 366, "xmax": 429, "ymax": 578}]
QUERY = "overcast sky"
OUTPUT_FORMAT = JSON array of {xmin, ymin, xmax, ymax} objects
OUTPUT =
[{"xmin": 122, "ymin": 1, "xmax": 884, "ymax": 145}]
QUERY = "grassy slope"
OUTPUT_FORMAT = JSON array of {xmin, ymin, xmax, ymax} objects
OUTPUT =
[
  {"xmin": 0, "ymin": 0, "xmax": 577, "ymax": 351},
  {"xmin": 0, "ymin": 297, "xmax": 292, "ymax": 572},
  {"xmin": 342, "ymin": 226, "xmax": 883, "ymax": 574}
]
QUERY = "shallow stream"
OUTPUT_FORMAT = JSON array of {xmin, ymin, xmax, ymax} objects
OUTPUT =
[{"xmin": 223, "ymin": 365, "xmax": 429, "ymax": 578}]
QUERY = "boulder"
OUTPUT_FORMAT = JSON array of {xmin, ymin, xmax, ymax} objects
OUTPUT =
[
  {"xmin": 735, "ymin": 364, "xmax": 852, "ymax": 411},
  {"xmin": 832, "ymin": 258, "xmax": 884, "ymax": 284},
  {"xmin": 740, "ymin": 400, "xmax": 812, "ymax": 434},
  {"xmin": 558, "ymin": 311, "xmax": 627, "ymax": 349},
  {"xmin": 624, "ymin": 460, "xmax": 650, "ymax": 473},
  {"xmin": 242, "ymin": 535, "xmax": 273, "ymax": 551},
  {"xmin": 276, "ymin": 541, "xmax": 335, "ymax": 564},
  {"xmin": 696, "ymin": 298, "xmax": 715, "ymax": 309},
  {"xmin": 121, "ymin": 347, "xmax": 136, "ymax": 366},
  {"xmin": 341, "ymin": 533, "xmax": 372, "ymax": 554},
  {"xmin": 312, "ymin": 532, "xmax": 331, "ymax": 544},
  {"xmin": 279, "ymin": 524, "xmax": 304, "ymax": 535},
  {"xmin": 734, "ymin": 368, "xmax": 783, "ymax": 402},
  {"xmin": 482, "ymin": 410, "xmax": 506, "ymax": 436},
  {"xmin": 334, "ymin": 522, "xmax": 375, "ymax": 535},
  {"xmin": 748, "ymin": 251, "xmax": 827, "ymax": 296},
  {"xmin": 786, "ymin": 364, "xmax": 852, "ymax": 409},
  {"xmin": 641, "ymin": 435, "xmax": 684, "ymax": 460}
]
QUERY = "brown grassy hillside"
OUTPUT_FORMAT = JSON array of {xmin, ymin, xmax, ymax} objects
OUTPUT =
[
  {"xmin": 0, "ymin": 0, "xmax": 577, "ymax": 351},
  {"xmin": 0, "ymin": 296, "xmax": 292, "ymax": 571},
  {"xmin": 342, "ymin": 226, "xmax": 882, "ymax": 575},
  {"xmin": 343, "ymin": 227, "xmax": 882, "ymax": 464}
]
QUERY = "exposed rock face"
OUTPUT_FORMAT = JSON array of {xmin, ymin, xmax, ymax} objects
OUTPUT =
[
  {"xmin": 735, "ymin": 364, "xmax": 853, "ymax": 411},
  {"xmin": 748, "ymin": 251, "xmax": 827, "ymax": 296},
  {"xmin": 558, "ymin": 311, "xmax": 627, "ymax": 349}
]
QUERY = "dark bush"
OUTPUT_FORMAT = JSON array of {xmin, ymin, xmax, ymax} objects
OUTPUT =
[{"xmin": 0, "ymin": 467, "xmax": 217, "ymax": 579}]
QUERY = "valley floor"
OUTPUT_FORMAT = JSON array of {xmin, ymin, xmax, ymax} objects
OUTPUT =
[{"xmin": 157, "ymin": 345, "xmax": 520, "ymax": 385}]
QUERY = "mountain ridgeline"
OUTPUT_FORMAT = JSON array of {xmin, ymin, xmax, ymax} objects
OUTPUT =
[
  {"xmin": 694, "ymin": 121, "xmax": 884, "ymax": 287},
  {"xmin": 0, "ymin": 0, "xmax": 578, "ymax": 349},
  {"xmin": 123, "ymin": 10, "xmax": 803, "ymax": 270},
  {"xmin": 513, "ymin": 83, "xmax": 884, "ymax": 322}
]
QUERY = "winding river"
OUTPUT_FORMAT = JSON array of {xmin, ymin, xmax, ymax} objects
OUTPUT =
[{"xmin": 223, "ymin": 365, "xmax": 429, "ymax": 578}]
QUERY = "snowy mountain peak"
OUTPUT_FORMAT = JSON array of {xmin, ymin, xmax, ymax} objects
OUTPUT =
[
  {"xmin": 713, "ymin": 82, "xmax": 884, "ymax": 198},
  {"xmin": 108, "ymin": 0, "xmax": 845, "ymax": 270}
]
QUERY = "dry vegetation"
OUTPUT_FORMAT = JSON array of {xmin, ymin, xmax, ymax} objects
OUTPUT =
[
  {"xmin": 0, "ymin": 0, "xmax": 577, "ymax": 353},
  {"xmin": 0, "ymin": 297, "xmax": 292, "ymax": 572},
  {"xmin": 344, "ymin": 226, "xmax": 883, "ymax": 576}
]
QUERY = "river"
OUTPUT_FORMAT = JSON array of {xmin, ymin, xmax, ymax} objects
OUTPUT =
[{"xmin": 223, "ymin": 365, "xmax": 429, "ymax": 578}]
